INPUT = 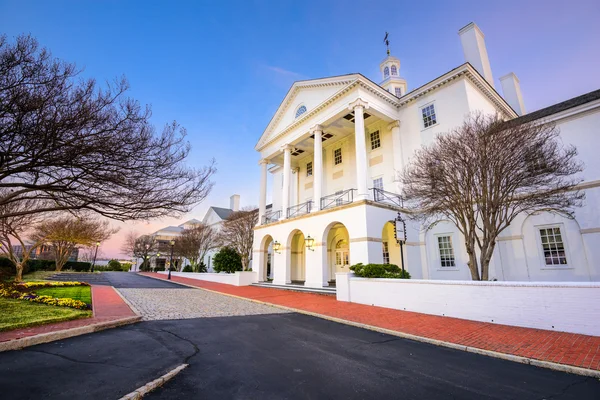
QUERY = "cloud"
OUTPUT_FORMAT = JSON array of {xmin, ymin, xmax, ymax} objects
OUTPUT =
[{"xmin": 265, "ymin": 65, "xmax": 305, "ymax": 78}]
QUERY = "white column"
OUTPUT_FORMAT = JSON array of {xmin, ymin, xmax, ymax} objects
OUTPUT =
[
  {"xmin": 281, "ymin": 144, "xmax": 292, "ymax": 219},
  {"xmin": 311, "ymin": 124, "xmax": 323, "ymax": 211},
  {"xmin": 258, "ymin": 159, "xmax": 269, "ymax": 225},
  {"xmin": 388, "ymin": 120, "xmax": 403, "ymax": 193},
  {"xmin": 349, "ymin": 98, "xmax": 370, "ymax": 200}
]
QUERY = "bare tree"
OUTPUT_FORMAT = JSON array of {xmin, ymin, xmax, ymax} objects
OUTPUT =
[
  {"xmin": 401, "ymin": 113, "xmax": 584, "ymax": 281},
  {"xmin": 219, "ymin": 207, "xmax": 258, "ymax": 271},
  {"xmin": 0, "ymin": 196, "xmax": 47, "ymax": 281},
  {"xmin": 175, "ymin": 223, "xmax": 217, "ymax": 272},
  {"xmin": 0, "ymin": 34, "xmax": 215, "ymax": 221},
  {"xmin": 32, "ymin": 216, "xmax": 119, "ymax": 271},
  {"xmin": 127, "ymin": 234, "xmax": 156, "ymax": 271}
]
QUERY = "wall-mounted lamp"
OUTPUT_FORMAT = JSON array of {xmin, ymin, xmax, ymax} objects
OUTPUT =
[
  {"xmin": 272, "ymin": 241, "xmax": 281, "ymax": 254},
  {"xmin": 305, "ymin": 235, "xmax": 315, "ymax": 251}
]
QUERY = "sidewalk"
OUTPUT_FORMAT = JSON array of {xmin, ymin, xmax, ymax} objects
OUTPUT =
[
  {"xmin": 141, "ymin": 272, "xmax": 600, "ymax": 374},
  {"xmin": 0, "ymin": 285, "xmax": 139, "ymax": 348}
]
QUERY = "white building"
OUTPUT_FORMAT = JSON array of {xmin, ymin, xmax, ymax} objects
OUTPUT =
[{"xmin": 252, "ymin": 22, "xmax": 600, "ymax": 289}]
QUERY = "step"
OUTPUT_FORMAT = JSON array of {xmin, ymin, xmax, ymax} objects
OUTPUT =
[{"xmin": 252, "ymin": 282, "xmax": 336, "ymax": 296}]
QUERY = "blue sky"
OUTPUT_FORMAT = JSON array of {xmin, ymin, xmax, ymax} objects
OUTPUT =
[{"xmin": 1, "ymin": 0, "xmax": 599, "ymax": 257}]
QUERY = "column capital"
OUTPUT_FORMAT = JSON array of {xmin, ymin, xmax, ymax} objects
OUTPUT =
[
  {"xmin": 309, "ymin": 124, "xmax": 323, "ymax": 134},
  {"xmin": 348, "ymin": 98, "xmax": 370, "ymax": 111},
  {"xmin": 258, "ymin": 158, "xmax": 270, "ymax": 165},
  {"xmin": 387, "ymin": 120, "xmax": 401, "ymax": 130},
  {"xmin": 281, "ymin": 144, "xmax": 293, "ymax": 152}
]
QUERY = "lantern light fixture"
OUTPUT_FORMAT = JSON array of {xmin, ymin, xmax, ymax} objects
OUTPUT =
[
  {"xmin": 272, "ymin": 241, "xmax": 281, "ymax": 254},
  {"xmin": 305, "ymin": 235, "xmax": 315, "ymax": 251}
]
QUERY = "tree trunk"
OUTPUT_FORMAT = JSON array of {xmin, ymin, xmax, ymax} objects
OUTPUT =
[
  {"xmin": 465, "ymin": 234, "xmax": 481, "ymax": 280},
  {"xmin": 14, "ymin": 262, "xmax": 24, "ymax": 282}
]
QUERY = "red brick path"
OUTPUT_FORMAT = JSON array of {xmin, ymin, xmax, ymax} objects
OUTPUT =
[
  {"xmin": 0, "ymin": 285, "xmax": 136, "ymax": 343},
  {"xmin": 141, "ymin": 272, "xmax": 600, "ymax": 372}
]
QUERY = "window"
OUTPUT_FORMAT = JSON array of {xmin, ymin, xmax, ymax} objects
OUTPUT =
[
  {"xmin": 370, "ymin": 130, "xmax": 381, "ymax": 150},
  {"xmin": 539, "ymin": 227, "xmax": 568, "ymax": 265},
  {"xmin": 391, "ymin": 65, "xmax": 397, "ymax": 76},
  {"xmin": 295, "ymin": 105, "xmax": 307, "ymax": 118},
  {"xmin": 395, "ymin": 87, "xmax": 402, "ymax": 97},
  {"xmin": 373, "ymin": 177, "xmax": 384, "ymax": 200},
  {"xmin": 306, "ymin": 161, "xmax": 313, "ymax": 177},
  {"xmin": 437, "ymin": 235, "xmax": 456, "ymax": 267},
  {"xmin": 334, "ymin": 148, "xmax": 342, "ymax": 165},
  {"xmin": 335, "ymin": 190, "xmax": 344, "ymax": 206},
  {"xmin": 384, "ymin": 66, "xmax": 389, "ymax": 78},
  {"xmin": 382, "ymin": 241, "xmax": 390, "ymax": 264},
  {"xmin": 421, "ymin": 104, "xmax": 437, "ymax": 128}
]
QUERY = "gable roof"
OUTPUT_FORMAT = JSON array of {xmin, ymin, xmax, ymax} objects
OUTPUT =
[
  {"xmin": 178, "ymin": 218, "xmax": 201, "ymax": 227},
  {"xmin": 211, "ymin": 206, "xmax": 234, "ymax": 220},
  {"xmin": 507, "ymin": 88, "xmax": 600, "ymax": 126}
]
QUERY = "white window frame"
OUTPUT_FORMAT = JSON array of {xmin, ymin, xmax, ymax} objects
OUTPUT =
[
  {"xmin": 369, "ymin": 130, "xmax": 381, "ymax": 150},
  {"xmin": 394, "ymin": 87, "xmax": 402, "ymax": 97},
  {"xmin": 306, "ymin": 161, "xmax": 313, "ymax": 177},
  {"xmin": 535, "ymin": 224, "xmax": 571, "ymax": 269},
  {"xmin": 420, "ymin": 102, "xmax": 438, "ymax": 130},
  {"xmin": 435, "ymin": 233, "xmax": 458, "ymax": 270},
  {"xmin": 382, "ymin": 241, "xmax": 390, "ymax": 264},
  {"xmin": 333, "ymin": 148, "xmax": 343, "ymax": 166},
  {"xmin": 295, "ymin": 104, "xmax": 307, "ymax": 119}
]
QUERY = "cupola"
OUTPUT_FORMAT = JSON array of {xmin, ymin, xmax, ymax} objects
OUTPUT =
[{"xmin": 380, "ymin": 54, "xmax": 407, "ymax": 98}]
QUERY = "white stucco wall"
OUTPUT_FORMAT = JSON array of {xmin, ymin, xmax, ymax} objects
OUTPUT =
[{"xmin": 336, "ymin": 273, "xmax": 600, "ymax": 336}]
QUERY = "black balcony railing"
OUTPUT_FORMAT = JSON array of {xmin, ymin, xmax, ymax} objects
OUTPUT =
[
  {"xmin": 287, "ymin": 200, "xmax": 313, "ymax": 218},
  {"xmin": 320, "ymin": 189, "xmax": 356, "ymax": 210},
  {"xmin": 371, "ymin": 188, "xmax": 403, "ymax": 207},
  {"xmin": 261, "ymin": 209, "xmax": 281, "ymax": 225}
]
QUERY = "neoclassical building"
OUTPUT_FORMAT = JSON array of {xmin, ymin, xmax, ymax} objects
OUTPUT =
[{"xmin": 252, "ymin": 22, "xmax": 600, "ymax": 288}]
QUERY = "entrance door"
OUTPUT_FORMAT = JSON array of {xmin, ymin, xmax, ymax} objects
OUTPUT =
[{"xmin": 334, "ymin": 239, "xmax": 350, "ymax": 274}]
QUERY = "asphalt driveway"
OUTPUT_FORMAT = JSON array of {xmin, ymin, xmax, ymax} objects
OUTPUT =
[
  {"xmin": 0, "ymin": 313, "xmax": 598, "ymax": 399},
  {"xmin": 48, "ymin": 272, "xmax": 185, "ymax": 288}
]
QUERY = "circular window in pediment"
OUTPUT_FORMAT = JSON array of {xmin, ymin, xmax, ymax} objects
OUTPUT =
[{"xmin": 295, "ymin": 105, "xmax": 307, "ymax": 118}]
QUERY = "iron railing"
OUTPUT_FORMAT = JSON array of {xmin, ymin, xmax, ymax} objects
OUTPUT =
[
  {"xmin": 261, "ymin": 209, "xmax": 281, "ymax": 225},
  {"xmin": 287, "ymin": 200, "xmax": 313, "ymax": 218},
  {"xmin": 320, "ymin": 189, "xmax": 356, "ymax": 210},
  {"xmin": 370, "ymin": 188, "xmax": 403, "ymax": 207}
]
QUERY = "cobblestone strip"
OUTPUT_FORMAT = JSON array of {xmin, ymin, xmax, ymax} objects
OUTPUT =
[
  {"xmin": 118, "ymin": 288, "xmax": 289, "ymax": 321},
  {"xmin": 118, "ymin": 364, "xmax": 188, "ymax": 400}
]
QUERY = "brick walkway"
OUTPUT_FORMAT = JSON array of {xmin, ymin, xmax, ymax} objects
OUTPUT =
[
  {"xmin": 141, "ymin": 272, "xmax": 600, "ymax": 372},
  {"xmin": 0, "ymin": 285, "xmax": 136, "ymax": 343}
]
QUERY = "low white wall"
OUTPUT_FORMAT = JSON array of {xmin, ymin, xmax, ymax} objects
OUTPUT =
[
  {"xmin": 336, "ymin": 273, "xmax": 600, "ymax": 336},
  {"xmin": 158, "ymin": 271, "xmax": 258, "ymax": 286}
]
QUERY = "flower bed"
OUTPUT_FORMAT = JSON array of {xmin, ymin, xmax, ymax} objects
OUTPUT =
[{"xmin": 0, "ymin": 282, "xmax": 91, "ymax": 310}]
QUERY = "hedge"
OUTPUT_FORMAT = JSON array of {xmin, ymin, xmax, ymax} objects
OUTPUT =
[
  {"xmin": 349, "ymin": 263, "xmax": 411, "ymax": 279},
  {"xmin": 0, "ymin": 258, "xmax": 92, "ymax": 274}
]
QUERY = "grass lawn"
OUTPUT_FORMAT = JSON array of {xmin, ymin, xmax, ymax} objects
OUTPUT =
[
  {"xmin": 0, "ymin": 298, "xmax": 91, "ymax": 332},
  {"xmin": 34, "ymin": 286, "xmax": 92, "ymax": 305}
]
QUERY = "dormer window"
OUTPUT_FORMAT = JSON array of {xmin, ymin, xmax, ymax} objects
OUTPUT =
[
  {"xmin": 295, "ymin": 105, "xmax": 307, "ymax": 118},
  {"xmin": 391, "ymin": 65, "xmax": 397, "ymax": 76},
  {"xmin": 384, "ymin": 66, "xmax": 390, "ymax": 78}
]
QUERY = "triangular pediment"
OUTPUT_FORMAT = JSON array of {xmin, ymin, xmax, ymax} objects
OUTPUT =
[{"xmin": 255, "ymin": 74, "xmax": 361, "ymax": 150}]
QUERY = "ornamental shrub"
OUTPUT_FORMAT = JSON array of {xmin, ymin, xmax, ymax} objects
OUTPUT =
[
  {"xmin": 197, "ymin": 261, "xmax": 207, "ymax": 273},
  {"xmin": 182, "ymin": 265, "xmax": 193, "ymax": 272},
  {"xmin": 64, "ymin": 261, "xmax": 92, "ymax": 272},
  {"xmin": 350, "ymin": 263, "xmax": 411, "ymax": 279},
  {"xmin": 107, "ymin": 259, "xmax": 123, "ymax": 271},
  {"xmin": 213, "ymin": 247, "xmax": 242, "ymax": 274}
]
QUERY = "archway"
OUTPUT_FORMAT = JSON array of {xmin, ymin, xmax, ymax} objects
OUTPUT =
[
  {"xmin": 287, "ymin": 230, "xmax": 306, "ymax": 284},
  {"xmin": 260, "ymin": 235, "xmax": 274, "ymax": 281},
  {"xmin": 382, "ymin": 221, "xmax": 402, "ymax": 267},
  {"xmin": 323, "ymin": 222, "xmax": 350, "ymax": 284}
]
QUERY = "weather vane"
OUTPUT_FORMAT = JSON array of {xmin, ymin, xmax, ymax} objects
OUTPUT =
[{"xmin": 383, "ymin": 32, "xmax": 390, "ymax": 55}]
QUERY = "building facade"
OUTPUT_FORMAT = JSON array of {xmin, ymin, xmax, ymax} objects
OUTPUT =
[{"xmin": 252, "ymin": 22, "xmax": 600, "ymax": 288}]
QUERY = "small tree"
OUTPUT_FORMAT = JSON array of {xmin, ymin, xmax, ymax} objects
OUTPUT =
[
  {"xmin": 33, "ymin": 216, "xmax": 119, "ymax": 271},
  {"xmin": 213, "ymin": 246, "xmax": 242, "ymax": 274},
  {"xmin": 0, "ymin": 196, "xmax": 47, "ymax": 281},
  {"xmin": 219, "ymin": 207, "xmax": 258, "ymax": 271},
  {"xmin": 402, "ymin": 113, "xmax": 584, "ymax": 281},
  {"xmin": 121, "ymin": 232, "xmax": 156, "ymax": 271},
  {"xmin": 175, "ymin": 223, "xmax": 217, "ymax": 272},
  {"xmin": 107, "ymin": 259, "xmax": 123, "ymax": 271}
]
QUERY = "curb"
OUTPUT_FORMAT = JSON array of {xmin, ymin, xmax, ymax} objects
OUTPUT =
[
  {"xmin": 118, "ymin": 363, "xmax": 188, "ymax": 400},
  {"xmin": 139, "ymin": 273, "xmax": 600, "ymax": 379},
  {"xmin": 113, "ymin": 288, "xmax": 143, "ymax": 317},
  {"xmin": 0, "ymin": 316, "xmax": 141, "ymax": 353}
]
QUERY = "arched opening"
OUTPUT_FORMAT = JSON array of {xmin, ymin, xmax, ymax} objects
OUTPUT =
[
  {"xmin": 384, "ymin": 66, "xmax": 390, "ymax": 78},
  {"xmin": 391, "ymin": 65, "xmax": 398, "ymax": 76},
  {"xmin": 260, "ymin": 235, "xmax": 274, "ymax": 281},
  {"xmin": 323, "ymin": 222, "xmax": 350, "ymax": 284},
  {"xmin": 288, "ymin": 229, "xmax": 306, "ymax": 284},
  {"xmin": 382, "ymin": 221, "xmax": 402, "ymax": 267}
]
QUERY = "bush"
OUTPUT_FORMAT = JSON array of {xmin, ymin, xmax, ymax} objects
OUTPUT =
[
  {"xmin": 26, "ymin": 259, "xmax": 55, "ymax": 272},
  {"xmin": 121, "ymin": 263, "xmax": 132, "ymax": 272},
  {"xmin": 64, "ymin": 261, "xmax": 92, "ymax": 272},
  {"xmin": 182, "ymin": 265, "xmax": 193, "ymax": 272},
  {"xmin": 350, "ymin": 263, "xmax": 411, "ymax": 279},
  {"xmin": 197, "ymin": 261, "xmax": 207, "ymax": 273},
  {"xmin": 107, "ymin": 259, "xmax": 122, "ymax": 271},
  {"xmin": 213, "ymin": 247, "xmax": 242, "ymax": 274}
]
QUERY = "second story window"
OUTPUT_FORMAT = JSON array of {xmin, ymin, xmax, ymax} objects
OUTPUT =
[
  {"xmin": 306, "ymin": 161, "xmax": 313, "ymax": 177},
  {"xmin": 370, "ymin": 130, "xmax": 381, "ymax": 150},
  {"xmin": 334, "ymin": 148, "xmax": 342, "ymax": 165},
  {"xmin": 373, "ymin": 177, "xmax": 384, "ymax": 200},
  {"xmin": 395, "ymin": 87, "xmax": 402, "ymax": 97},
  {"xmin": 421, "ymin": 103, "xmax": 437, "ymax": 128}
]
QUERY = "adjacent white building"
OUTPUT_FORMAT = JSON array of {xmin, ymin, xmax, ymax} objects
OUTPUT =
[{"xmin": 252, "ymin": 22, "xmax": 600, "ymax": 288}]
